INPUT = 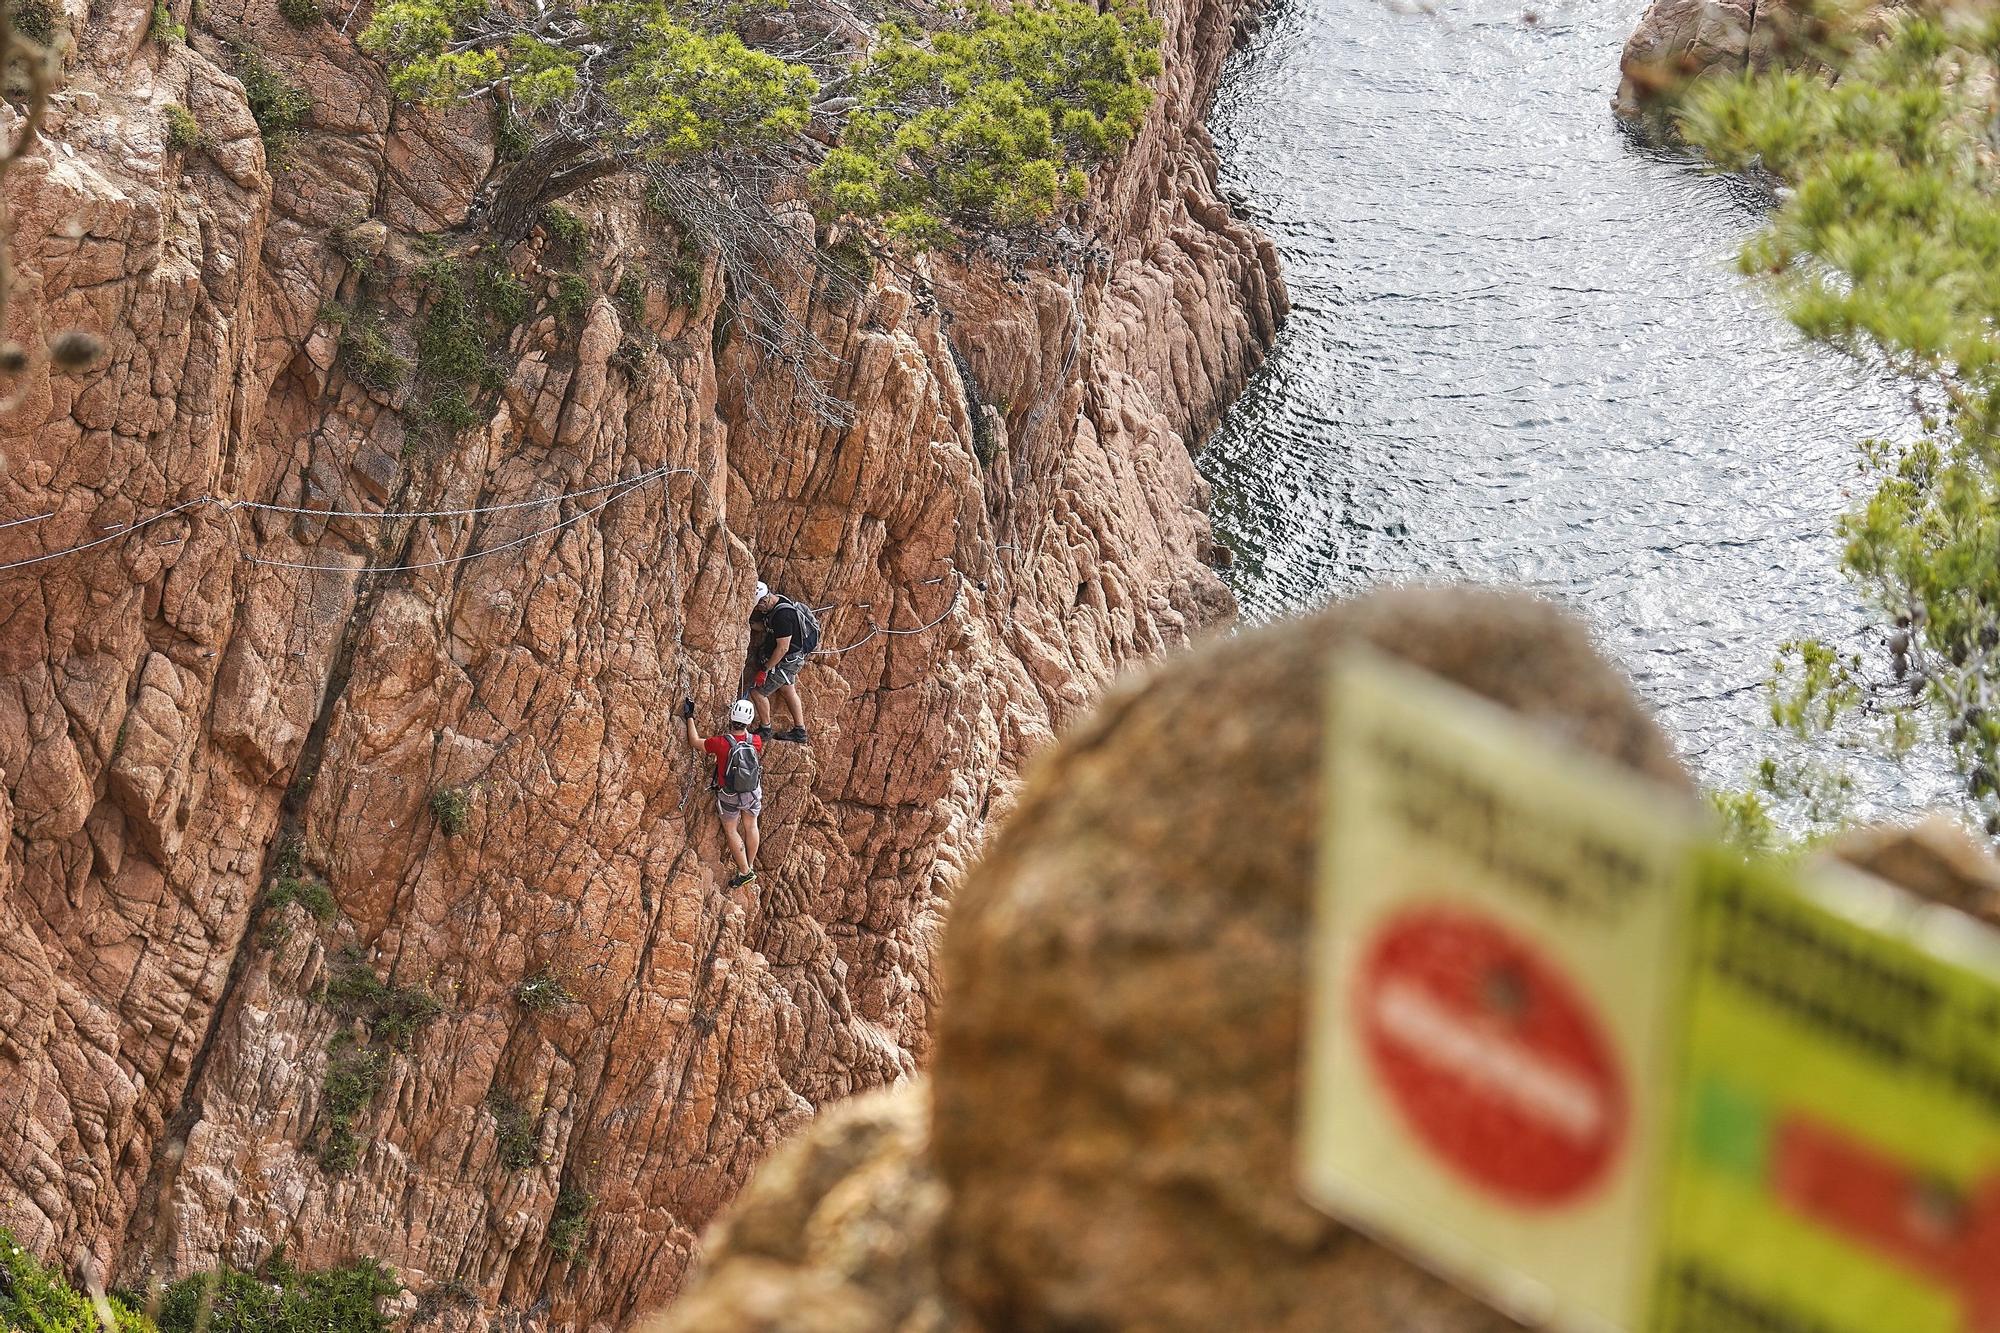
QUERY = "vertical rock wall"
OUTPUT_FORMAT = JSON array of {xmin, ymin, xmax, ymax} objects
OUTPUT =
[{"xmin": 0, "ymin": 0, "xmax": 1283, "ymax": 1323}]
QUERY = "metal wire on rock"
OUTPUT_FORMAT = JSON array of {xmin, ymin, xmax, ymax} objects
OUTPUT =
[
  {"xmin": 0, "ymin": 498, "xmax": 212, "ymax": 572},
  {"xmin": 0, "ymin": 466, "xmax": 716, "ymax": 577},
  {"xmin": 235, "ymin": 470, "xmax": 669, "ymax": 574},
  {"xmin": 811, "ymin": 571, "xmax": 965, "ymax": 657}
]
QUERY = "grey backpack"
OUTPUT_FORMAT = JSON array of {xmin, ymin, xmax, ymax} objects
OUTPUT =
[{"xmin": 722, "ymin": 734, "xmax": 762, "ymax": 794}]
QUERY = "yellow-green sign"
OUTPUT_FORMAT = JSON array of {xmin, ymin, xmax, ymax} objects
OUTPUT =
[
  {"xmin": 1305, "ymin": 651, "xmax": 2000, "ymax": 1333},
  {"xmin": 1653, "ymin": 853, "xmax": 2000, "ymax": 1333}
]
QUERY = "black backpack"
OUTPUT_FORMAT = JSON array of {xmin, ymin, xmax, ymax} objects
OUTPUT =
[
  {"xmin": 722, "ymin": 734, "xmax": 762, "ymax": 793},
  {"xmin": 777, "ymin": 596, "xmax": 821, "ymax": 654}
]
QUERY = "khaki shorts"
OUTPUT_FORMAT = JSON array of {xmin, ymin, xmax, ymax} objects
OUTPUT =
[{"xmin": 754, "ymin": 650, "xmax": 807, "ymax": 695}]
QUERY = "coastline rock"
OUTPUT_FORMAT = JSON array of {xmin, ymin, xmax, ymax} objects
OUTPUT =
[
  {"xmin": 0, "ymin": 0, "xmax": 1285, "ymax": 1321},
  {"xmin": 671, "ymin": 587, "xmax": 2000, "ymax": 1331},
  {"xmin": 665, "ymin": 587, "xmax": 1691, "ymax": 1331}
]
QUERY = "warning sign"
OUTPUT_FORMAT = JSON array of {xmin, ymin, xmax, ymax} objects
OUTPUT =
[
  {"xmin": 1651, "ymin": 853, "xmax": 2000, "ymax": 1333},
  {"xmin": 1302, "ymin": 650, "xmax": 1699, "ymax": 1331}
]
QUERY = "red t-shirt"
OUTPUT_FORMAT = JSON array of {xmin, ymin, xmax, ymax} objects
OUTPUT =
[{"xmin": 702, "ymin": 731, "xmax": 764, "ymax": 787}]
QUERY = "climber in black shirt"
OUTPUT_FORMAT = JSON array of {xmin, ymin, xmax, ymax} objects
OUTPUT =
[{"xmin": 748, "ymin": 579, "xmax": 818, "ymax": 744}]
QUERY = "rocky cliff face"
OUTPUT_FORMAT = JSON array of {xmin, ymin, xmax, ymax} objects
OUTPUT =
[
  {"xmin": 650, "ymin": 588, "xmax": 1693, "ymax": 1332},
  {"xmin": 0, "ymin": 0, "xmax": 1284, "ymax": 1321}
]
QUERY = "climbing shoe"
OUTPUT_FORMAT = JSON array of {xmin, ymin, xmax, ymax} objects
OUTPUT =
[
  {"xmin": 752, "ymin": 725, "xmax": 773, "ymax": 741},
  {"xmin": 775, "ymin": 727, "xmax": 809, "ymax": 744},
  {"xmin": 727, "ymin": 869, "xmax": 757, "ymax": 888}
]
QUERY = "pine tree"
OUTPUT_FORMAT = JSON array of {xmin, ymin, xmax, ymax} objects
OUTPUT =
[{"xmin": 1676, "ymin": 2, "xmax": 2000, "ymax": 837}]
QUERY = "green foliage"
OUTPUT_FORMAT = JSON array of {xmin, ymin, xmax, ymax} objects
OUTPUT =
[
  {"xmin": 267, "ymin": 875, "xmax": 335, "ymax": 921},
  {"xmin": 515, "ymin": 969, "xmax": 574, "ymax": 1012},
  {"xmin": 552, "ymin": 272, "xmax": 590, "ymax": 320},
  {"xmin": 0, "ymin": 1229, "xmax": 147, "ymax": 1333},
  {"xmin": 151, "ymin": 0, "xmax": 185, "ymax": 44},
  {"xmin": 494, "ymin": 106, "xmax": 534, "ymax": 161},
  {"xmin": 7, "ymin": 0, "xmax": 58, "ymax": 46},
  {"xmin": 1708, "ymin": 787, "xmax": 1784, "ymax": 858},
  {"xmin": 164, "ymin": 102, "xmax": 203, "ymax": 152},
  {"xmin": 155, "ymin": 1252, "xmax": 399, "ymax": 1333},
  {"xmin": 279, "ymin": 0, "xmax": 320, "ymax": 27},
  {"xmin": 547, "ymin": 1189, "xmax": 593, "ymax": 1262},
  {"xmin": 233, "ymin": 42, "xmax": 312, "ymax": 161},
  {"xmin": 407, "ymin": 256, "xmax": 530, "ymax": 430},
  {"xmin": 358, "ymin": 0, "xmax": 815, "ymax": 161},
  {"xmin": 636, "ymin": 197, "xmax": 707, "ymax": 312},
  {"xmin": 1677, "ymin": 5, "xmax": 2000, "ymax": 837},
  {"xmin": 330, "ymin": 306, "xmax": 410, "ymax": 393},
  {"xmin": 318, "ymin": 1034, "xmax": 385, "ymax": 1172},
  {"xmin": 540, "ymin": 204, "xmax": 590, "ymax": 257},
  {"xmin": 320, "ymin": 947, "xmax": 445, "ymax": 1050},
  {"xmin": 486, "ymin": 1090, "xmax": 539, "ymax": 1168},
  {"xmin": 429, "ymin": 786, "xmax": 470, "ymax": 835},
  {"xmin": 813, "ymin": 0, "xmax": 1160, "ymax": 245}
]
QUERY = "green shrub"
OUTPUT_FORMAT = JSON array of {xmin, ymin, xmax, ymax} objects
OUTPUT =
[
  {"xmin": 320, "ymin": 948, "xmax": 445, "ymax": 1050},
  {"xmin": 487, "ymin": 1091, "xmax": 539, "ymax": 1169},
  {"xmin": 813, "ymin": 0, "xmax": 1161, "ymax": 246},
  {"xmin": 7, "ymin": 0, "xmax": 58, "ymax": 46},
  {"xmin": 477, "ymin": 265, "xmax": 532, "ymax": 327},
  {"xmin": 552, "ymin": 273, "xmax": 590, "ymax": 320},
  {"xmin": 515, "ymin": 970, "xmax": 574, "ymax": 1012},
  {"xmin": 268, "ymin": 875, "xmax": 335, "ymax": 921},
  {"xmin": 540, "ymin": 204, "xmax": 590, "ymax": 258},
  {"xmin": 547, "ymin": 1188, "xmax": 593, "ymax": 1261},
  {"xmin": 278, "ymin": 0, "xmax": 319, "ymax": 26},
  {"xmin": 494, "ymin": 106, "xmax": 534, "ymax": 161},
  {"xmin": 430, "ymin": 780, "xmax": 472, "ymax": 832},
  {"xmin": 156, "ymin": 1253, "xmax": 399, "ymax": 1333},
  {"xmin": 151, "ymin": 0, "xmax": 185, "ymax": 43},
  {"xmin": 233, "ymin": 42, "xmax": 312, "ymax": 160},
  {"xmin": 317, "ymin": 1036, "xmax": 384, "ymax": 1172},
  {"xmin": 164, "ymin": 102, "xmax": 204, "ymax": 152},
  {"xmin": 615, "ymin": 271, "xmax": 646, "ymax": 320},
  {"xmin": 334, "ymin": 309, "xmax": 410, "ymax": 393},
  {"xmin": 0, "ymin": 1229, "xmax": 148, "ymax": 1333}
]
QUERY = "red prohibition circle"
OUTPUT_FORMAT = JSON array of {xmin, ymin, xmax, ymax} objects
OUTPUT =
[{"xmin": 1356, "ymin": 906, "xmax": 1627, "ymax": 1207}]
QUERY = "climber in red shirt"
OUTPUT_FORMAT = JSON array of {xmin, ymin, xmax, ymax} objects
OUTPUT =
[{"xmin": 681, "ymin": 696, "xmax": 763, "ymax": 888}]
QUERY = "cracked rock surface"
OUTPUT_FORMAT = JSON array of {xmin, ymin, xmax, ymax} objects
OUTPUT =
[{"xmin": 0, "ymin": 0, "xmax": 1283, "ymax": 1321}]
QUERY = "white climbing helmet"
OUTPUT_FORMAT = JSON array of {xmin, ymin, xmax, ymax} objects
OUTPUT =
[
  {"xmin": 729, "ymin": 698, "xmax": 757, "ymax": 724},
  {"xmin": 754, "ymin": 580, "xmax": 769, "ymax": 604}
]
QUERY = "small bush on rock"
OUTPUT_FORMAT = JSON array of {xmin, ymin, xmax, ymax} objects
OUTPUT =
[
  {"xmin": 548, "ymin": 1189, "xmax": 593, "ymax": 1261},
  {"xmin": 430, "ymin": 780, "xmax": 472, "ymax": 832},
  {"xmin": 7, "ymin": 0, "xmax": 58, "ymax": 46},
  {"xmin": 164, "ymin": 102, "xmax": 203, "ymax": 152},
  {"xmin": 156, "ymin": 1252, "xmax": 399, "ymax": 1333},
  {"xmin": 515, "ymin": 970, "xmax": 574, "ymax": 1012},
  {"xmin": 0, "ymin": 1228, "xmax": 147, "ymax": 1333},
  {"xmin": 333, "ymin": 308, "xmax": 410, "ymax": 393},
  {"xmin": 552, "ymin": 272, "xmax": 590, "ymax": 320},
  {"xmin": 233, "ymin": 42, "xmax": 312, "ymax": 160},
  {"xmin": 151, "ymin": 0, "xmax": 185, "ymax": 43},
  {"xmin": 278, "ymin": 0, "xmax": 320, "ymax": 27}
]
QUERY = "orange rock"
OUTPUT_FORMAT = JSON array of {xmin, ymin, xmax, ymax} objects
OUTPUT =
[{"xmin": 0, "ymin": 0, "xmax": 1283, "ymax": 1320}]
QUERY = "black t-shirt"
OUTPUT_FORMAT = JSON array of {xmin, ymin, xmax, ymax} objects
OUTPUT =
[{"xmin": 766, "ymin": 603, "xmax": 804, "ymax": 647}]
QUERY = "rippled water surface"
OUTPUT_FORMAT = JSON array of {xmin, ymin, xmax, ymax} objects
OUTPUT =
[{"xmin": 1201, "ymin": 0, "xmax": 1932, "ymax": 796}]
